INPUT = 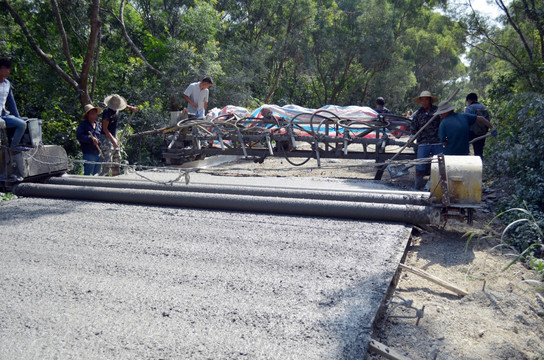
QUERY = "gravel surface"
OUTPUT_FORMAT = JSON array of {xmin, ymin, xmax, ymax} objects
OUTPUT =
[{"xmin": 0, "ymin": 196, "xmax": 411, "ymax": 359}]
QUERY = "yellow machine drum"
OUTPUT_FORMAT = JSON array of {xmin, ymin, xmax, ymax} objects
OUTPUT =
[{"xmin": 430, "ymin": 155, "xmax": 482, "ymax": 204}]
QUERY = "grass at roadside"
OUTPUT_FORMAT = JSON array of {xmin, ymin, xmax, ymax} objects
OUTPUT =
[{"xmin": 0, "ymin": 192, "xmax": 16, "ymax": 202}]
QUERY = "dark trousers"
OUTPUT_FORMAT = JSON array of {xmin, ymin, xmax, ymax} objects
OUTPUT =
[{"xmin": 469, "ymin": 131, "xmax": 486, "ymax": 159}]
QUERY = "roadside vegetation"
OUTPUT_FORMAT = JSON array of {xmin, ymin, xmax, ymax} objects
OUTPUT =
[{"xmin": 0, "ymin": 192, "xmax": 16, "ymax": 202}]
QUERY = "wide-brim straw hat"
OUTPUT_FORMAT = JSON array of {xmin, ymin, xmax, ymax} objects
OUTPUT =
[
  {"xmin": 82, "ymin": 104, "xmax": 103, "ymax": 118},
  {"xmin": 104, "ymin": 94, "xmax": 128, "ymax": 111},
  {"xmin": 434, "ymin": 100, "xmax": 456, "ymax": 116},
  {"xmin": 413, "ymin": 90, "xmax": 439, "ymax": 104}
]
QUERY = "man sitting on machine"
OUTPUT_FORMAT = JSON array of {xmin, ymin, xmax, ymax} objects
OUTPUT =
[{"xmin": 0, "ymin": 58, "xmax": 27, "ymax": 180}]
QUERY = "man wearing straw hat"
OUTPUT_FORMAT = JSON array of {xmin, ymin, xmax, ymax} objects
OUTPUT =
[
  {"xmin": 100, "ymin": 94, "xmax": 138, "ymax": 176},
  {"xmin": 411, "ymin": 90, "xmax": 441, "ymax": 190},
  {"xmin": 76, "ymin": 104, "xmax": 103, "ymax": 176},
  {"xmin": 436, "ymin": 100, "xmax": 496, "ymax": 156}
]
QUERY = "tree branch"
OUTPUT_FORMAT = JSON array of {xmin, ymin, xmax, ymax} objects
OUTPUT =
[
  {"xmin": 1, "ymin": 0, "xmax": 78, "ymax": 91},
  {"xmin": 264, "ymin": 0, "xmax": 299, "ymax": 103},
  {"xmin": 465, "ymin": 2, "xmax": 524, "ymax": 68},
  {"xmin": 91, "ymin": 26, "xmax": 102, "ymax": 100},
  {"xmin": 521, "ymin": 0, "xmax": 544, "ymax": 63},
  {"xmin": 117, "ymin": 0, "xmax": 163, "ymax": 78},
  {"xmin": 50, "ymin": 0, "xmax": 79, "ymax": 80},
  {"xmin": 60, "ymin": 6, "xmax": 87, "ymax": 48},
  {"xmin": 495, "ymin": 0, "xmax": 534, "ymax": 61}
]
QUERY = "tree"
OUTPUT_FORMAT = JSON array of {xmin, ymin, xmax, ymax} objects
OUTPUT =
[
  {"xmin": 2, "ymin": 0, "xmax": 101, "ymax": 106},
  {"xmin": 461, "ymin": 0, "xmax": 544, "ymax": 92},
  {"xmin": 109, "ymin": 0, "xmax": 223, "ymax": 110}
]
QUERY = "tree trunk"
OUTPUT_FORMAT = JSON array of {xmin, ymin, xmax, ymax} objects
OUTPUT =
[
  {"xmin": 359, "ymin": 64, "xmax": 380, "ymax": 105},
  {"xmin": 263, "ymin": 0, "xmax": 297, "ymax": 104}
]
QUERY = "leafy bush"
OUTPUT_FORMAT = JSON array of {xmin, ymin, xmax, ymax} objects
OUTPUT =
[
  {"xmin": 483, "ymin": 91, "xmax": 544, "ymax": 276},
  {"xmin": 485, "ymin": 92, "xmax": 544, "ymax": 209}
]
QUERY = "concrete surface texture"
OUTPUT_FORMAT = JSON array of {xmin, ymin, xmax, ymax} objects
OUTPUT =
[
  {"xmin": 118, "ymin": 170, "xmax": 400, "ymax": 192},
  {"xmin": 0, "ymin": 195, "xmax": 411, "ymax": 359}
]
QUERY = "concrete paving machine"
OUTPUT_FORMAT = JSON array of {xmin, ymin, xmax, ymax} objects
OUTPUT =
[{"xmin": 0, "ymin": 118, "xmax": 70, "ymax": 192}]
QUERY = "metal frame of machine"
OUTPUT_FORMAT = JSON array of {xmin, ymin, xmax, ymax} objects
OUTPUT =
[
  {"xmin": 158, "ymin": 108, "xmax": 417, "ymax": 168},
  {"xmin": 0, "ymin": 118, "xmax": 71, "ymax": 192}
]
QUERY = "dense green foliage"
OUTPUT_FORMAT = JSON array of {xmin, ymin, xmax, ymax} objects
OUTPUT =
[
  {"xmin": 486, "ymin": 92, "xmax": 544, "ymax": 272},
  {"xmin": 493, "ymin": 206, "xmax": 544, "ymax": 280},
  {"xmin": 460, "ymin": 0, "xmax": 544, "ymax": 272},
  {"xmin": 486, "ymin": 93, "xmax": 544, "ymax": 209},
  {"xmin": 1, "ymin": 0, "xmax": 465, "ymax": 149}
]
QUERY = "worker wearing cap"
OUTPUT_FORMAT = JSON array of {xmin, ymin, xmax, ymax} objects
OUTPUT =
[
  {"xmin": 183, "ymin": 77, "xmax": 213, "ymax": 118},
  {"xmin": 100, "ymin": 94, "xmax": 138, "ymax": 176},
  {"xmin": 436, "ymin": 100, "xmax": 496, "ymax": 155},
  {"xmin": 76, "ymin": 104, "xmax": 103, "ymax": 176},
  {"xmin": 411, "ymin": 91, "xmax": 441, "ymax": 190}
]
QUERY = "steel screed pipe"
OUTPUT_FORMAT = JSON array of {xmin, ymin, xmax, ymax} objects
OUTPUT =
[
  {"xmin": 45, "ymin": 176, "xmax": 431, "ymax": 206},
  {"xmin": 14, "ymin": 183, "xmax": 440, "ymax": 224}
]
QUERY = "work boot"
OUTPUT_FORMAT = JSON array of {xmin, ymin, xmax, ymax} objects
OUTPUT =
[
  {"xmin": 414, "ymin": 170, "xmax": 426, "ymax": 191},
  {"xmin": 10, "ymin": 151, "xmax": 26, "ymax": 181}
]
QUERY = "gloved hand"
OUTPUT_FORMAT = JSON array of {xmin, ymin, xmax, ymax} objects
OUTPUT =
[{"xmin": 491, "ymin": 129, "xmax": 498, "ymax": 137}]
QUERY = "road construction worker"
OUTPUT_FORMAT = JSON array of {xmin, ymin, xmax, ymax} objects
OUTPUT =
[
  {"xmin": 100, "ymin": 94, "xmax": 138, "ymax": 176},
  {"xmin": 411, "ymin": 91, "xmax": 441, "ymax": 190},
  {"xmin": 436, "ymin": 100, "xmax": 496, "ymax": 155},
  {"xmin": 1, "ymin": 58, "xmax": 28, "ymax": 180},
  {"xmin": 374, "ymin": 97, "xmax": 391, "ymax": 114},
  {"xmin": 183, "ymin": 77, "xmax": 213, "ymax": 118},
  {"xmin": 76, "ymin": 104, "xmax": 102, "ymax": 176},
  {"xmin": 465, "ymin": 92, "xmax": 491, "ymax": 159}
]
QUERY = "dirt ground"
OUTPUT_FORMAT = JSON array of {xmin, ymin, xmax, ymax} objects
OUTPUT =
[{"xmin": 205, "ymin": 156, "xmax": 544, "ymax": 360}]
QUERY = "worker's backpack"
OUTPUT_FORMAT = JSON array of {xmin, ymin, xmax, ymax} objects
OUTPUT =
[{"xmin": 470, "ymin": 105, "xmax": 491, "ymax": 136}]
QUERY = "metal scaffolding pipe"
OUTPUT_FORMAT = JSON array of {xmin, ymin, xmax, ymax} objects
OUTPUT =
[
  {"xmin": 45, "ymin": 176, "xmax": 431, "ymax": 206},
  {"xmin": 14, "ymin": 183, "xmax": 440, "ymax": 224}
]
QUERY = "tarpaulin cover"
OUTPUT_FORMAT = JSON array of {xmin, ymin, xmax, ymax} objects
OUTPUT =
[
  {"xmin": 249, "ymin": 104, "xmax": 378, "ymax": 122},
  {"xmin": 207, "ymin": 104, "xmax": 378, "ymax": 122}
]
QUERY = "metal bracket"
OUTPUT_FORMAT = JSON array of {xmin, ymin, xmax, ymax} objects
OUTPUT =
[
  {"xmin": 384, "ymin": 294, "xmax": 425, "ymax": 326},
  {"xmin": 437, "ymin": 153, "xmax": 450, "ymax": 206}
]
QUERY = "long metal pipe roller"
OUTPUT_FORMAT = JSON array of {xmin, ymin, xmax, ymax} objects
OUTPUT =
[
  {"xmin": 14, "ymin": 183, "xmax": 440, "ymax": 224},
  {"xmin": 45, "ymin": 176, "xmax": 431, "ymax": 206}
]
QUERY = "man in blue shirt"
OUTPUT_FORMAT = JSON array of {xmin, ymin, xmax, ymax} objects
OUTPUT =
[{"xmin": 436, "ymin": 100, "xmax": 496, "ymax": 155}]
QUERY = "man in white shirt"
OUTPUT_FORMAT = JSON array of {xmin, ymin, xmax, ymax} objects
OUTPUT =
[
  {"xmin": 0, "ymin": 58, "xmax": 27, "ymax": 149},
  {"xmin": 182, "ymin": 77, "xmax": 213, "ymax": 118}
]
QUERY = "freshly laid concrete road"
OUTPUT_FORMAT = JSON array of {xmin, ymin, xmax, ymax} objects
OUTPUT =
[{"xmin": 0, "ymin": 180, "xmax": 411, "ymax": 359}]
